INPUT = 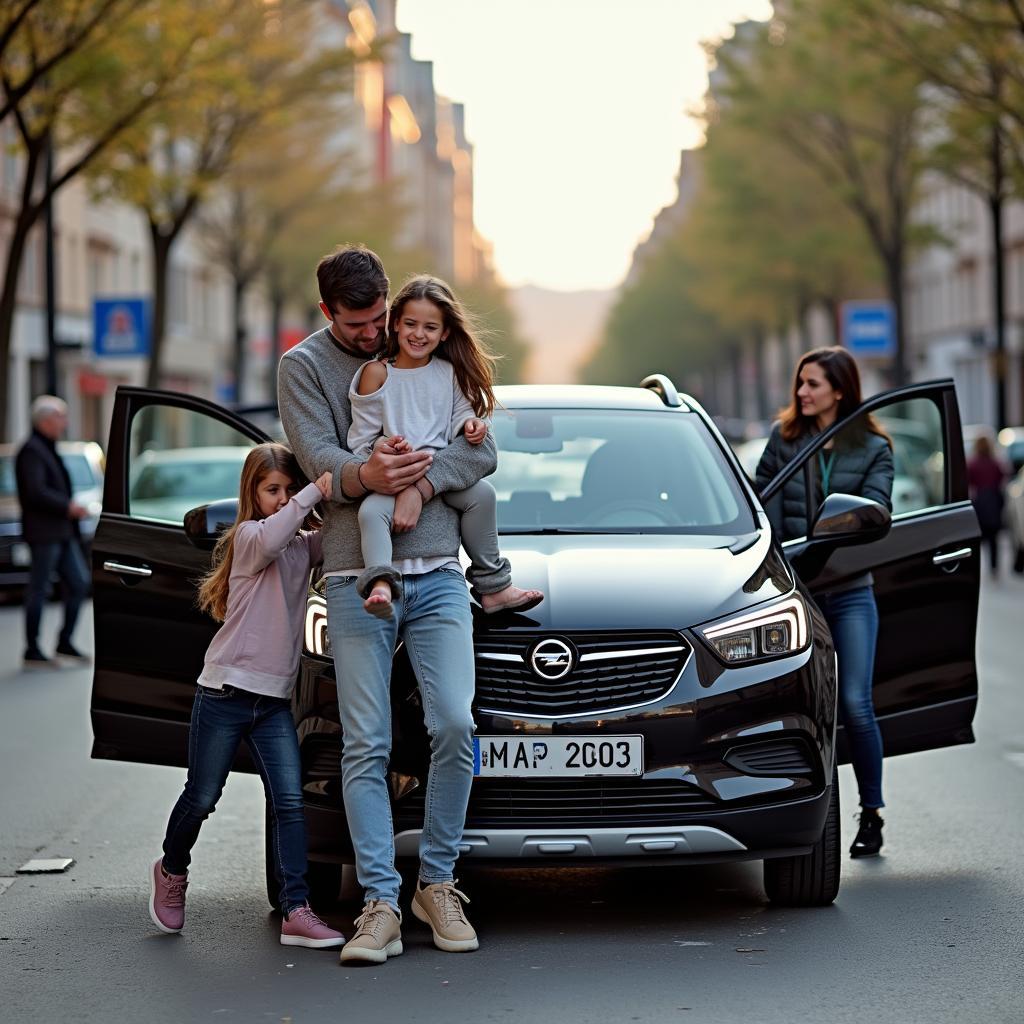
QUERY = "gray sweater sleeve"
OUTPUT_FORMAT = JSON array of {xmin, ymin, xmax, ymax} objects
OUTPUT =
[
  {"xmin": 425, "ymin": 431, "xmax": 497, "ymax": 497},
  {"xmin": 278, "ymin": 351, "xmax": 362, "ymax": 504}
]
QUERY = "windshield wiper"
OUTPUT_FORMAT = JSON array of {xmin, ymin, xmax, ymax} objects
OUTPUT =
[{"xmin": 500, "ymin": 528, "xmax": 642, "ymax": 535}]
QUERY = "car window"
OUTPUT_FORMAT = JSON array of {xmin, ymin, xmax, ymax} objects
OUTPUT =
[
  {"xmin": 0, "ymin": 456, "xmax": 14, "ymax": 497},
  {"xmin": 772, "ymin": 394, "xmax": 949, "ymax": 543},
  {"xmin": 61, "ymin": 453, "xmax": 97, "ymax": 490},
  {"xmin": 490, "ymin": 409, "xmax": 754, "ymax": 534},
  {"xmin": 127, "ymin": 405, "xmax": 256, "ymax": 525}
]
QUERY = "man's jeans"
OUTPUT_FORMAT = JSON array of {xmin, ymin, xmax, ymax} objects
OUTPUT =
[
  {"xmin": 24, "ymin": 539, "xmax": 89, "ymax": 653},
  {"xmin": 326, "ymin": 567, "xmax": 476, "ymax": 909},
  {"xmin": 817, "ymin": 585, "xmax": 884, "ymax": 810},
  {"xmin": 161, "ymin": 686, "xmax": 310, "ymax": 914}
]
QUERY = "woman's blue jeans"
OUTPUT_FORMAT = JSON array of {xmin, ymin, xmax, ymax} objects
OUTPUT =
[
  {"xmin": 326, "ymin": 567, "xmax": 476, "ymax": 911},
  {"xmin": 817, "ymin": 585, "xmax": 885, "ymax": 810},
  {"xmin": 161, "ymin": 686, "xmax": 309, "ymax": 913}
]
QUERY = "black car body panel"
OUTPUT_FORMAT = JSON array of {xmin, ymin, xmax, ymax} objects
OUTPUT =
[{"xmin": 89, "ymin": 378, "xmax": 978, "ymax": 881}]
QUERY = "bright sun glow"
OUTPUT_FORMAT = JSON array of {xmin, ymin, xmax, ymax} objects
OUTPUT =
[{"xmin": 396, "ymin": 0, "xmax": 773, "ymax": 291}]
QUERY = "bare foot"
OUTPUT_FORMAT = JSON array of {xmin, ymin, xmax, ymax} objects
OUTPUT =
[
  {"xmin": 480, "ymin": 584, "xmax": 544, "ymax": 615},
  {"xmin": 363, "ymin": 581, "xmax": 394, "ymax": 620}
]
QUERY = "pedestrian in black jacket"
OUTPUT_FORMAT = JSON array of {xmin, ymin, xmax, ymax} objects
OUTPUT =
[
  {"xmin": 15, "ymin": 396, "xmax": 90, "ymax": 668},
  {"xmin": 755, "ymin": 347, "xmax": 894, "ymax": 859}
]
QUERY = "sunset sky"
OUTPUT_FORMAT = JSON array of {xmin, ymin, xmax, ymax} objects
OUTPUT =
[{"xmin": 396, "ymin": 0, "xmax": 772, "ymax": 292}]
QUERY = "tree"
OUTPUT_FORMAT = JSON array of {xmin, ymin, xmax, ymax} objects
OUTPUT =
[
  {"xmin": 87, "ymin": 0, "xmax": 360, "ymax": 390},
  {"xmin": 856, "ymin": 0, "xmax": 1024, "ymax": 425},
  {"xmin": 0, "ymin": 0, "xmax": 211, "ymax": 421},
  {"xmin": 717, "ymin": 1, "xmax": 931, "ymax": 384}
]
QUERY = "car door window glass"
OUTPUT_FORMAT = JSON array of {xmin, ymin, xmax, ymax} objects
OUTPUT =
[
  {"xmin": 796, "ymin": 396, "xmax": 946, "ymax": 532},
  {"xmin": 128, "ymin": 406, "xmax": 255, "ymax": 524}
]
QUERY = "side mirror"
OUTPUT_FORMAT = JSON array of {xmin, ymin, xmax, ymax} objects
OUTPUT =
[
  {"xmin": 183, "ymin": 499, "xmax": 238, "ymax": 550},
  {"xmin": 809, "ymin": 493, "xmax": 891, "ymax": 546}
]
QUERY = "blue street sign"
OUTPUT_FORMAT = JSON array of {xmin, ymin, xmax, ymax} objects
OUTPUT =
[
  {"xmin": 841, "ymin": 301, "xmax": 895, "ymax": 358},
  {"xmin": 93, "ymin": 298, "xmax": 150, "ymax": 358}
]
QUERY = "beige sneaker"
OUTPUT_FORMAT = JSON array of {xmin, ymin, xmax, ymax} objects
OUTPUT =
[
  {"xmin": 339, "ymin": 900, "xmax": 403, "ymax": 964},
  {"xmin": 411, "ymin": 880, "xmax": 479, "ymax": 952}
]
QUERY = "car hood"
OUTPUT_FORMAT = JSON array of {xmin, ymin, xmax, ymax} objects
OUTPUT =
[{"xmin": 482, "ymin": 530, "xmax": 793, "ymax": 632}]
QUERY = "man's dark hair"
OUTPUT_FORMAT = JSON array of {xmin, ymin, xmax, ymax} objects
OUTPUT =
[{"xmin": 316, "ymin": 245, "xmax": 389, "ymax": 312}]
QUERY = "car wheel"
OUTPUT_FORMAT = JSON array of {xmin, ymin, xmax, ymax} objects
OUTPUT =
[
  {"xmin": 763, "ymin": 765, "xmax": 840, "ymax": 907},
  {"xmin": 1013, "ymin": 545, "xmax": 1024, "ymax": 575}
]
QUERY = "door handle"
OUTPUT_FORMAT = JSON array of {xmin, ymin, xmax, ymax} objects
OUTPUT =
[
  {"xmin": 932, "ymin": 548, "xmax": 972, "ymax": 566},
  {"xmin": 103, "ymin": 560, "xmax": 152, "ymax": 578}
]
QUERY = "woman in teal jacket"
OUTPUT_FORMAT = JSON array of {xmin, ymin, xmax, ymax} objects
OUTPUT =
[{"xmin": 756, "ymin": 347, "xmax": 894, "ymax": 858}]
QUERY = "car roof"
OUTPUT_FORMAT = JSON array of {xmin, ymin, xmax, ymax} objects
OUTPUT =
[{"xmin": 494, "ymin": 384, "xmax": 694, "ymax": 411}]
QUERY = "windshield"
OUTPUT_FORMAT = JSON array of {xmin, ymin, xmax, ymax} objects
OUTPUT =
[{"xmin": 490, "ymin": 408, "xmax": 755, "ymax": 534}]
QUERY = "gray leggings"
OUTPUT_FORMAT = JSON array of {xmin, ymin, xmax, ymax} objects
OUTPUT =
[{"xmin": 357, "ymin": 479, "xmax": 510, "ymax": 597}]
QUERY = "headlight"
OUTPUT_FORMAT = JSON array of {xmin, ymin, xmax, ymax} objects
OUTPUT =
[
  {"xmin": 304, "ymin": 593, "xmax": 330, "ymax": 657},
  {"xmin": 699, "ymin": 595, "xmax": 809, "ymax": 665}
]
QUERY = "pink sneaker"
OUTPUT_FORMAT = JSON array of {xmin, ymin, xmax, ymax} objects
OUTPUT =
[
  {"xmin": 149, "ymin": 858, "xmax": 188, "ymax": 933},
  {"xmin": 280, "ymin": 904, "xmax": 345, "ymax": 948}
]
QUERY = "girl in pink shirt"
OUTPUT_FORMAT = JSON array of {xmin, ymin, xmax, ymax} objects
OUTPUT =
[{"xmin": 148, "ymin": 443, "xmax": 344, "ymax": 949}]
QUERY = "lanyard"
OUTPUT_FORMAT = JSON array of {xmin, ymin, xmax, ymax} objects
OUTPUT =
[{"xmin": 818, "ymin": 450, "xmax": 836, "ymax": 497}]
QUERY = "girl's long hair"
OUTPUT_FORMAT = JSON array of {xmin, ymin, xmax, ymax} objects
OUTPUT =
[
  {"xmin": 778, "ymin": 346, "xmax": 889, "ymax": 447},
  {"xmin": 383, "ymin": 275, "xmax": 497, "ymax": 417},
  {"xmin": 196, "ymin": 443, "xmax": 303, "ymax": 622}
]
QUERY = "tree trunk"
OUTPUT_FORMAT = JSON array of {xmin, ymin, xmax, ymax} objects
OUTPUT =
[
  {"xmin": 269, "ymin": 287, "xmax": 284, "ymax": 405},
  {"xmin": 0, "ymin": 138, "xmax": 44, "ymax": 436},
  {"xmin": 885, "ymin": 253, "xmax": 908, "ymax": 387},
  {"xmin": 989, "ymin": 117, "xmax": 1007, "ymax": 430},
  {"xmin": 231, "ymin": 275, "xmax": 247, "ymax": 404},
  {"xmin": 145, "ymin": 228, "xmax": 173, "ymax": 390},
  {"xmin": 731, "ymin": 343, "xmax": 744, "ymax": 420}
]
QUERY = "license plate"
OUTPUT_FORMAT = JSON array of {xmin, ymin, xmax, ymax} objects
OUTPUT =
[
  {"xmin": 473, "ymin": 735, "xmax": 643, "ymax": 777},
  {"xmin": 11, "ymin": 543, "xmax": 30, "ymax": 567}
]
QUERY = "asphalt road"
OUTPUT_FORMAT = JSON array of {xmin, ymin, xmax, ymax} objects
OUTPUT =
[{"xmin": 1, "ymin": 575, "xmax": 1022, "ymax": 1024}]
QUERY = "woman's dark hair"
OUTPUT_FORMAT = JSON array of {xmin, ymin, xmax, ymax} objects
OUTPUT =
[
  {"xmin": 778, "ymin": 346, "xmax": 889, "ymax": 446},
  {"xmin": 316, "ymin": 245, "xmax": 389, "ymax": 312}
]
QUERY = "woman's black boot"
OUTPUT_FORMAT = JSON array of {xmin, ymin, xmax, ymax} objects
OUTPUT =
[{"xmin": 850, "ymin": 810, "xmax": 884, "ymax": 858}]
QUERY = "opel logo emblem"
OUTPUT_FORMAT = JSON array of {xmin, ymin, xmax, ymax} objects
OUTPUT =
[{"xmin": 530, "ymin": 638, "xmax": 573, "ymax": 681}]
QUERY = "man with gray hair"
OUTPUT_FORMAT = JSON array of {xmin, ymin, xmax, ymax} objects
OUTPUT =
[{"xmin": 15, "ymin": 395, "xmax": 90, "ymax": 668}]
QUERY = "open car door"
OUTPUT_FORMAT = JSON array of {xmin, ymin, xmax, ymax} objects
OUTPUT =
[
  {"xmin": 761, "ymin": 379, "xmax": 979, "ymax": 759},
  {"xmin": 90, "ymin": 387, "xmax": 270, "ymax": 767}
]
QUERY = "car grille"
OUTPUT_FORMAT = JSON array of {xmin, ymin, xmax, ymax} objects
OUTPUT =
[
  {"xmin": 473, "ymin": 631, "xmax": 689, "ymax": 717},
  {"xmin": 394, "ymin": 777, "xmax": 717, "ymax": 831}
]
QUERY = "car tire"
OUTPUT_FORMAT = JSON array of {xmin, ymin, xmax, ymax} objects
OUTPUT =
[
  {"xmin": 1013, "ymin": 545, "xmax": 1024, "ymax": 575},
  {"xmin": 763, "ymin": 765, "xmax": 840, "ymax": 907}
]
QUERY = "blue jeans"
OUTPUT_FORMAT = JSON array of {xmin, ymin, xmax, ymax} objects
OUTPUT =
[
  {"xmin": 818, "ymin": 586, "xmax": 884, "ymax": 810},
  {"xmin": 161, "ymin": 686, "xmax": 309, "ymax": 914},
  {"xmin": 24, "ymin": 539, "xmax": 89, "ymax": 652},
  {"xmin": 326, "ymin": 567, "xmax": 476, "ymax": 910}
]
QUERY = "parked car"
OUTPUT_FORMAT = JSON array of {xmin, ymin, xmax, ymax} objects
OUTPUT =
[
  {"xmin": 128, "ymin": 446, "xmax": 252, "ymax": 525},
  {"xmin": 996, "ymin": 426, "xmax": 1024, "ymax": 474},
  {"xmin": 0, "ymin": 440, "xmax": 104, "ymax": 590},
  {"xmin": 90, "ymin": 379, "xmax": 979, "ymax": 909},
  {"xmin": 1005, "ymin": 466, "xmax": 1024, "ymax": 573}
]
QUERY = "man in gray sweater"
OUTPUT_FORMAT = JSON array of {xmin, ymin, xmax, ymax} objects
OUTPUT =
[{"xmin": 279, "ymin": 246, "xmax": 504, "ymax": 963}]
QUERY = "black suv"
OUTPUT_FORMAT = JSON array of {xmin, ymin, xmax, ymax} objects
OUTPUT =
[{"xmin": 90, "ymin": 376, "xmax": 979, "ymax": 908}]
